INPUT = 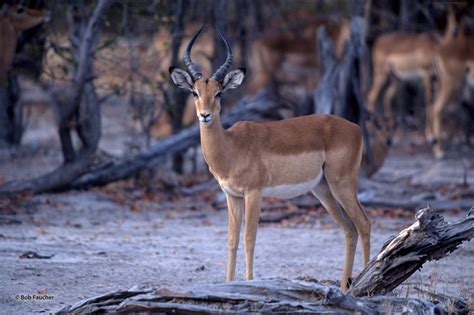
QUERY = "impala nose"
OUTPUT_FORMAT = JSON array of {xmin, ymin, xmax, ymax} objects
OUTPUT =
[{"xmin": 199, "ymin": 112, "xmax": 212, "ymax": 124}]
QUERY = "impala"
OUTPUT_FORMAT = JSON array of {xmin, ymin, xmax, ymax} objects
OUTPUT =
[
  {"xmin": 366, "ymin": 6, "xmax": 461, "ymax": 154},
  {"xmin": 0, "ymin": 4, "xmax": 50, "ymax": 83},
  {"xmin": 170, "ymin": 26, "xmax": 371, "ymax": 292},
  {"xmin": 247, "ymin": 14, "xmax": 350, "ymax": 95},
  {"xmin": 366, "ymin": 32, "xmax": 438, "ymax": 123},
  {"xmin": 431, "ymin": 33, "xmax": 474, "ymax": 158}
]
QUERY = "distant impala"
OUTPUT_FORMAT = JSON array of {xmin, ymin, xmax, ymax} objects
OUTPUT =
[
  {"xmin": 366, "ymin": 7, "xmax": 465, "ymax": 158},
  {"xmin": 169, "ymin": 26, "xmax": 371, "ymax": 292}
]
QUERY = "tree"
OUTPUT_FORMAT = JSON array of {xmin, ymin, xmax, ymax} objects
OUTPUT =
[
  {"xmin": 164, "ymin": 0, "xmax": 189, "ymax": 174},
  {"xmin": 0, "ymin": 0, "xmax": 110, "ymax": 194}
]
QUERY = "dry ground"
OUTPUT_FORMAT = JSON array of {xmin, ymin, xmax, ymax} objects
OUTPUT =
[{"xmin": 0, "ymin": 99, "xmax": 473, "ymax": 314}]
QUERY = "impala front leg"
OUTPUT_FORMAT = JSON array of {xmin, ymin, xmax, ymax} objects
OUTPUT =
[
  {"xmin": 226, "ymin": 193, "xmax": 243, "ymax": 281},
  {"xmin": 244, "ymin": 190, "xmax": 262, "ymax": 280}
]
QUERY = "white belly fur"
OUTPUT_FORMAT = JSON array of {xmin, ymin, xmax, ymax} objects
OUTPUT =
[{"xmin": 262, "ymin": 170, "xmax": 323, "ymax": 199}]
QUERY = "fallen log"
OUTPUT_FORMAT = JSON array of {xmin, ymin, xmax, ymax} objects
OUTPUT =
[
  {"xmin": 362, "ymin": 197, "xmax": 474, "ymax": 211},
  {"xmin": 350, "ymin": 206, "xmax": 474, "ymax": 296},
  {"xmin": 259, "ymin": 209, "xmax": 307, "ymax": 223},
  {"xmin": 59, "ymin": 207, "xmax": 472, "ymax": 314},
  {"xmin": 0, "ymin": 155, "xmax": 93, "ymax": 194},
  {"xmin": 57, "ymin": 278, "xmax": 467, "ymax": 314},
  {"xmin": 262, "ymin": 195, "xmax": 473, "ymax": 213}
]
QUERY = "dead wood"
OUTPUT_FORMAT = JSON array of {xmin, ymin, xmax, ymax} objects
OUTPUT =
[
  {"xmin": 260, "ymin": 194, "xmax": 474, "ymax": 214},
  {"xmin": 350, "ymin": 206, "xmax": 474, "ymax": 296},
  {"xmin": 58, "ymin": 278, "xmax": 466, "ymax": 314},
  {"xmin": 59, "ymin": 208, "xmax": 472, "ymax": 314},
  {"xmin": 0, "ymin": 156, "xmax": 93, "ymax": 194},
  {"xmin": 362, "ymin": 197, "xmax": 474, "ymax": 211}
]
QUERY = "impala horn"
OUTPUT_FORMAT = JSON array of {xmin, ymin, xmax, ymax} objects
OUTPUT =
[
  {"xmin": 211, "ymin": 27, "xmax": 233, "ymax": 82},
  {"xmin": 184, "ymin": 24, "xmax": 205, "ymax": 81}
]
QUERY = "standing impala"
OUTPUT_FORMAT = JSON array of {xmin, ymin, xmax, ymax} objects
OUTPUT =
[{"xmin": 169, "ymin": 26, "xmax": 371, "ymax": 292}]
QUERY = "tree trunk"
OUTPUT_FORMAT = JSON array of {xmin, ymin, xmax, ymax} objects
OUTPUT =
[
  {"xmin": 398, "ymin": 0, "xmax": 411, "ymax": 32},
  {"xmin": 166, "ymin": 0, "xmax": 188, "ymax": 174},
  {"xmin": 237, "ymin": 0, "xmax": 249, "ymax": 69},
  {"xmin": 211, "ymin": 0, "xmax": 228, "ymax": 71},
  {"xmin": 314, "ymin": 26, "xmax": 338, "ymax": 114},
  {"xmin": 0, "ymin": 73, "xmax": 22, "ymax": 147}
]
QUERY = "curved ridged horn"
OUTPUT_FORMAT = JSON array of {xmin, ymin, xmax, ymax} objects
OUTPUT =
[
  {"xmin": 184, "ymin": 24, "xmax": 205, "ymax": 80},
  {"xmin": 211, "ymin": 27, "xmax": 233, "ymax": 82}
]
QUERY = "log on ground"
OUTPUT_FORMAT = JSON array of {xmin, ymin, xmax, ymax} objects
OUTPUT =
[
  {"xmin": 350, "ymin": 206, "xmax": 474, "ymax": 297},
  {"xmin": 58, "ymin": 278, "xmax": 467, "ymax": 314}
]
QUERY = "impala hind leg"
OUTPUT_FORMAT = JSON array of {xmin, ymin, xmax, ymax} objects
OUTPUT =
[
  {"xmin": 225, "ymin": 194, "xmax": 244, "ymax": 281},
  {"xmin": 243, "ymin": 190, "xmax": 262, "ymax": 280},
  {"xmin": 312, "ymin": 179, "xmax": 358, "ymax": 292},
  {"xmin": 367, "ymin": 68, "xmax": 389, "ymax": 114},
  {"xmin": 422, "ymin": 73, "xmax": 435, "ymax": 143},
  {"xmin": 326, "ymin": 179, "xmax": 371, "ymax": 268}
]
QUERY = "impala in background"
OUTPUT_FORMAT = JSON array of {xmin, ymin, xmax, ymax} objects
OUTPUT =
[
  {"xmin": 366, "ymin": 6, "xmax": 470, "ymax": 158},
  {"xmin": 431, "ymin": 33, "xmax": 474, "ymax": 158}
]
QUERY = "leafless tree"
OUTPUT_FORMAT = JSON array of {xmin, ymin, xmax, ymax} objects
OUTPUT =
[
  {"xmin": 0, "ymin": 0, "xmax": 111, "ymax": 194},
  {"xmin": 165, "ymin": 0, "xmax": 188, "ymax": 173}
]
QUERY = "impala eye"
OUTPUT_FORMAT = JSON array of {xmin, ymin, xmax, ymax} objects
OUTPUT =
[
  {"xmin": 215, "ymin": 92, "xmax": 222, "ymax": 98},
  {"xmin": 192, "ymin": 91, "xmax": 198, "ymax": 98}
]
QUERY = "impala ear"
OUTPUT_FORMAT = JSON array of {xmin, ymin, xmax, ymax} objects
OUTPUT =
[
  {"xmin": 169, "ymin": 67, "xmax": 194, "ymax": 91},
  {"xmin": 222, "ymin": 68, "xmax": 246, "ymax": 92}
]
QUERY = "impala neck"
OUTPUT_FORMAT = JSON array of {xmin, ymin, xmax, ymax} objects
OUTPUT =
[{"xmin": 199, "ymin": 114, "xmax": 231, "ymax": 178}]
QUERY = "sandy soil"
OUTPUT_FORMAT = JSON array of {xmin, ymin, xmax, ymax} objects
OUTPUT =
[
  {"xmin": 0, "ymin": 189, "xmax": 472, "ymax": 314},
  {"xmin": 0, "ymin": 100, "xmax": 473, "ymax": 314}
]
